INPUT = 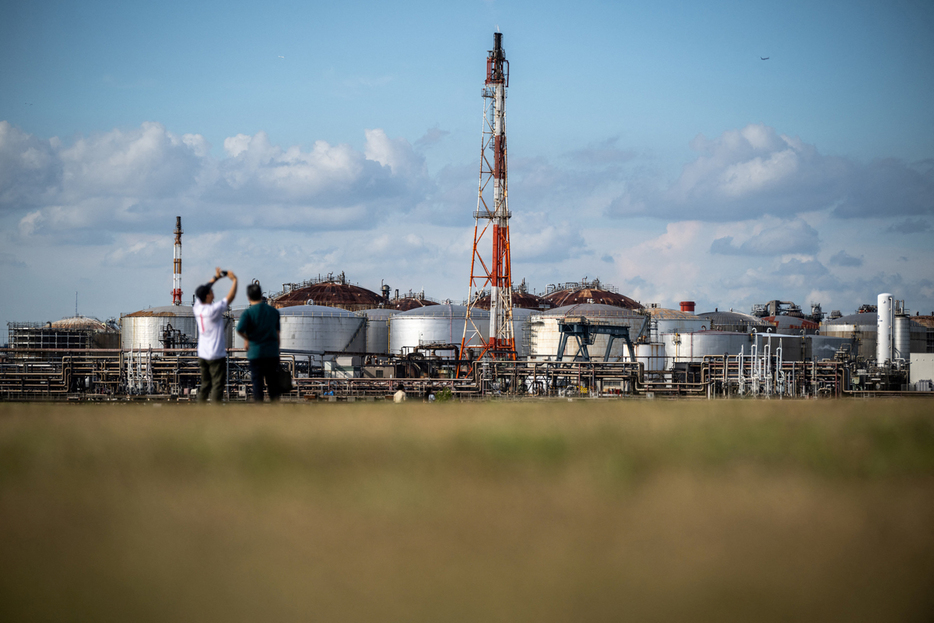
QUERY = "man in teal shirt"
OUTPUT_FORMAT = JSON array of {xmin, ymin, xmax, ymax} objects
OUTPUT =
[{"xmin": 236, "ymin": 282, "xmax": 282, "ymax": 402}]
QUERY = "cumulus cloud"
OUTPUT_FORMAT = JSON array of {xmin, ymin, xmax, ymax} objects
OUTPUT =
[
  {"xmin": 0, "ymin": 122, "xmax": 432, "ymax": 237},
  {"xmin": 886, "ymin": 218, "xmax": 932, "ymax": 234},
  {"xmin": 710, "ymin": 218, "xmax": 820, "ymax": 256},
  {"xmin": 414, "ymin": 125, "xmax": 450, "ymax": 150},
  {"xmin": 0, "ymin": 121, "xmax": 62, "ymax": 208},
  {"xmin": 607, "ymin": 123, "xmax": 934, "ymax": 222},
  {"xmin": 566, "ymin": 137, "xmax": 636, "ymax": 166},
  {"xmin": 829, "ymin": 250, "xmax": 864, "ymax": 267}
]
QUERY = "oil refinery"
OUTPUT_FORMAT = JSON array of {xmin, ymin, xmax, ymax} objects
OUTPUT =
[{"xmin": 2, "ymin": 34, "xmax": 933, "ymax": 401}]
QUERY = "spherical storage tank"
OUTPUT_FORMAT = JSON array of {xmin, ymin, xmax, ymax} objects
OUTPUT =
[
  {"xmin": 278, "ymin": 305, "xmax": 366, "ymax": 356},
  {"xmin": 121, "ymin": 306, "xmax": 198, "ymax": 351},
  {"xmin": 529, "ymin": 304, "xmax": 647, "ymax": 362},
  {"xmin": 390, "ymin": 304, "xmax": 489, "ymax": 356},
  {"xmin": 356, "ymin": 308, "xmax": 400, "ymax": 355}
]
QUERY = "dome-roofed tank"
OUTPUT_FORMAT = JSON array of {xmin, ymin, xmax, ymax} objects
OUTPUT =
[
  {"xmin": 543, "ymin": 278, "xmax": 641, "ymax": 310},
  {"xmin": 386, "ymin": 288, "xmax": 440, "ymax": 311},
  {"xmin": 9, "ymin": 316, "xmax": 120, "ymax": 350},
  {"xmin": 530, "ymin": 303, "xmax": 647, "ymax": 362},
  {"xmin": 271, "ymin": 272, "xmax": 383, "ymax": 311},
  {"xmin": 278, "ymin": 304, "xmax": 367, "ymax": 357},
  {"xmin": 697, "ymin": 310, "xmax": 772, "ymax": 333},
  {"xmin": 356, "ymin": 308, "xmax": 400, "ymax": 355},
  {"xmin": 50, "ymin": 316, "xmax": 112, "ymax": 331},
  {"xmin": 121, "ymin": 306, "xmax": 199, "ymax": 351},
  {"xmin": 471, "ymin": 280, "xmax": 554, "ymax": 311},
  {"xmin": 390, "ymin": 304, "xmax": 489, "ymax": 357}
]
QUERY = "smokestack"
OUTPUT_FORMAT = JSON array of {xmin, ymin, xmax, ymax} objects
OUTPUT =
[{"xmin": 172, "ymin": 216, "xmax": 183, "ymax": 305}]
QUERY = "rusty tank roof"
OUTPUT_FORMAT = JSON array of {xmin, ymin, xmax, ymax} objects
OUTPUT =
[
  {"xmin": 272, "ymin": 279, "xmax": 384, "ymax": 311},
  {"xmin": 543, "ymin": 287, "xmax": 641, "ymax": 310},
  {"xmin": 472, "ymin": 289, "xmax": 554, "ymax": 311}
]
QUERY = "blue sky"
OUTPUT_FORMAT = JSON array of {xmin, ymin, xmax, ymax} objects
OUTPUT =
[{"xmin": 1, "ymin": 0, "xmax": 933, "ymax": 332}]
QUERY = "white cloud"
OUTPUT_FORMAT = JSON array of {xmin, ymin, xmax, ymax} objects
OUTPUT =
[
  {"xmin": 607, "ymin": 123, "xmax": 934, "ymax": 222},
  {"xmin": 710, "ymin": 218, "xmax": 820, "ymax": 256},
  {"xmin": 0, "ymin": 122, "xmax": 432, "ymax": 238}
]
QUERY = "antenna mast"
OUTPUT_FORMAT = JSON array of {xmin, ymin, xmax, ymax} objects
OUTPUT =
[
  {"xmin": 172, "ymin": 216, "xmax": 183, "ymax": 305},
  {"xmin": 461, "ymin": 33, "xmax": 516, "ymax": 367}
]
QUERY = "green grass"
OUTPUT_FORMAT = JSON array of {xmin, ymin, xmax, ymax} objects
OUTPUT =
[{"xmin": 1, "ymin": 399, "xmax": 933, "ymax": 622}]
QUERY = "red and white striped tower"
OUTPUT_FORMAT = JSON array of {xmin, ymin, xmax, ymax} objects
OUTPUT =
[
  {"xmin": 461, "ymin": 33, "xmax": 516, "ymax": 365},
  {"xmin": 172, "ymin": 216, "xmax": 183, "ymax": 305}
]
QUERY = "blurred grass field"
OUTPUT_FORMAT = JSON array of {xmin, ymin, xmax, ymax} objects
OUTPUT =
[{"xmin": 1, "ymin": 398, "xmax": 933, "ymax": 622}]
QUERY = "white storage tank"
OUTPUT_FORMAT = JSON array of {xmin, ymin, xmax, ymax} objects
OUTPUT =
[
  {"xmin": 279, "ymin": 305, "xmax": 366, "ymax": 356},
  {"xmin": 356, "ymin": 308, "xmax": 399, "ymax": 355},
  {"xmin": 529, "ymin": 304, "xmax": 648, "ymax": 362},
  {"xmin": 634, "ymin": 343, "xmax": 666, "ymax": 372},
  {"xmin": 877, "ymin": 293, "xmax": 894, "ymax": 363},
  {"xmin": 662, "ymin": 331, "xmax": 751, "ymax": 369},
  {"xmin": 512, "ymin": 308, "xmax": 541, "ymax": 359},
  {"xmin": 390, "ymin": 304, "xmax": 489, "ymax": 356},
  {"xmin": 643, "ymin": 307, "xmax": 709, "ymax": 342},
  {"xmin": 894, "ymin": 314, "xmax": 910, "ymax": 362},
  {"xmin": 121, "ymin": 306, "xmax": 199, "ymax": 352}
]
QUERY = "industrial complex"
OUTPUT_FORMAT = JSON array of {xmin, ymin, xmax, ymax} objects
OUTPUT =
[{"xmin": 3, "ymin": 34, "xmax": 933, "ymax": 401}]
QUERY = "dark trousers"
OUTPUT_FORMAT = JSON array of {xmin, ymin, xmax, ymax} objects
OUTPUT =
[
  {"xmin": 249, "ymin": 357, "xmax": 282, "ymax": 402},
  {"xmin": 198, "ymin": 358, "xmax": 226, "ymax": 402}
]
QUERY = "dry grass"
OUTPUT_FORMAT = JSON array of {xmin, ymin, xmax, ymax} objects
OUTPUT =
[{"xmin": 1, "ymin": 399, "xmax": 933, "ymax": 622}]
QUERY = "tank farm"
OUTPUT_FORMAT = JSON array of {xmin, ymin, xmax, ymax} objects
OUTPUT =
[{"xmin": 2, "ymin": 35, "xmax": 933, "ymax": 402}]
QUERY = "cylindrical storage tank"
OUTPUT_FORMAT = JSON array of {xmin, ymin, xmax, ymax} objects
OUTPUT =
[
  {"xmin": 356, "ymin": 308, "xmax": 399, "ymax": 355},
  {"xmin": 279, "ymin": 305, "xmax": 366, "ymax": 359},
  {"xmin": 820, "ymin": 312, "xmax": 878, "ymax": 359},
  {"xmin": 894, "ymin": 315, "xmax": 910, "ymax": 361},
  {"xmin": 877, "ymin": 293, "xmax": 894, "ymax": 362},
  {"xmin": 389, "ymin": 304, "xmax": 488, "ymax": 357},
  {"xmin": 511, "ymin": 308, "xmax": 541, "ymax": 359},
  {"xmin": 121, "ymin": 306, "xmax": 198, "ymax": 352},
  {"xmin": 753, "ymin": 332, "xmax": 803, "ymax": 362},
  {"xmin": 529, "ymin": 304, "xmax": 648, "ymax": 362},
  {"xmin": 806, "ymin": 335, "xmax": 857, "ymax": 361},
  {"xmin": 644, "ymin": 308, "xmax": 709, "ymax": 342},
  {"xmin": 680, "ymin": 301, "xmax": 695, "ymax": 313},
  {"xmin": 662, "ymin": 331, "xmax": 751, "ymax": 369},
  {"xmin": 634, "ymin": 343, "xmax": 666, "ymax": 372},
  {"xmin": 229, "ymin": 307, "xmax": 246, "ymax": 357}
]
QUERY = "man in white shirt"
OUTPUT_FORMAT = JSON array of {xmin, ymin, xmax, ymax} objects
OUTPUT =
[{"xmin": 193, "ymin": 268, "xmax": 237, "ymax": 402}]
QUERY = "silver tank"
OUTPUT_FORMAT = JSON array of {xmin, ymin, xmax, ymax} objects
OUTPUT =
[
  {"xmin": 390, "ymin": 304, "xmax": 489, "ymax": 356},
  {"xmin": 530, "ymin": 304, "xmax": 648, "ymax": 362},
  {"xmin": 279, "ymin": 305, "xmax": 366, "ymax": 356},
  {"xmin": 356, "ymin": 308, "xmax": 400, "ymax": 355},
  {"xmin": 121, "ymin": 305, "xmax": 199, "ymax": 352},
  {"xmin": 643, "ymin": 308, "xmax": 709, "ymax": 342},
  {"xmin": 820, "ymin": 312, "xmax": 877, "ymax": 359},
  {"xmin": 512, "ymin": 308, "xmax": 541, "ymax": 359},
  {"xmin": 894, "ymin": 315, "xmax": 910, "ymax": 361},
  {"xmin": 662, "ymin": 331, "xmax": 751, "ymax": 369},
  {"xmin": 753, "ymin": 332, "xmax": 803, "ymax": 362},
  {"xmin": 806, "ymin": 335, "xmax": 857, "ymax": 361},
  {"xmin": 634, "ymin": 342, "xmax": 666, "ymax": 372}
]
